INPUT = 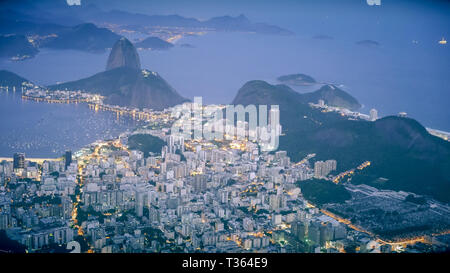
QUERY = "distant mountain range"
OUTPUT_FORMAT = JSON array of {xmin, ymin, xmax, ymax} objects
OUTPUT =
[
  {"xmin": 40, "ymin": 23, "xmax": 121, "ymax": 52},
  {"xmin": 48, "ymin": 38, "xmax": 188, "ymax": 110},
  {"xmin": 0, "ymin": 9, "xmax": 69, "ymax": 36},
  {"xmin": 63, "ymin": 5, "xmax": 293, "ymax": 35},
  {"xmin": 0, "ymin": 20, "xmax": 121, "ymax": 56},
  {"xmin": 302, "ymin": 84, "xmax": 361, "ymax": 111},
  {"xmin": 1, "ymin": 3, "xmax": 292, "ymax": 36},
  {"xmin": 232, "ymin": 80, "xmax": 450, "ymax": 203},
  {"xmin": 0, "ymin": 3, "xmax": 292, "ymax": 58}
]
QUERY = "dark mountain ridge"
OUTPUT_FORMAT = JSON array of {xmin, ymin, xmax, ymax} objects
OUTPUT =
[
  {"xmin": 41, "ymin": 23, "xmax": 121, "ymax": 52},
  {"xmin": 0, "ymin": 34, "xmax": 38, "ymax": 59},
  {"xmin": 303, "ymin": 84, "xmax": 361, "ymax": 111},
  {"xmin": 0, "ymin": 18, "xmax": 121, "ymax": 54},
  {"xmin": 232, "ymin": 80, "xmax": 450, "ymax": 202},
  {"xmin": 6, "ymin": 3, "xmax": 293, "ymax": 36},
  {"xmin": 0, "ymin": 70, "xmax": 32, "ymax": 88}
]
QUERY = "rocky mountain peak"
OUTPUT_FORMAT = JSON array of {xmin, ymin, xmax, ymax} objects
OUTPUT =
[{"xmin": 106, "ymin": 37, "xmax": 141, "ymax": 71}]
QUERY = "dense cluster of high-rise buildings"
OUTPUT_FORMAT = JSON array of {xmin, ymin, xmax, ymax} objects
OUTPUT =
[
  {"xmin": 0, "ymin": 102, "xmax": 447, "ymax": 253},
  {"xmin": 313, "ymin": 160, "xmax": 337, "ymax": 179}
]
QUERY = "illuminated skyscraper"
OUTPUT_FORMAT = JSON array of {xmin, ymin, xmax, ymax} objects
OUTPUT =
[
  {"xmin": 193, "ymin": 174, "xmax": 207, "ymax": 193},
  {"xmin": 13, "ymin": 153, "xmax": 25, "ymax": 170},
  {"xmin": 370, "ymin": 108, "xmax": 378, "ymax": 121},
  {"xmin": 314, "ymin": 160, "xmax": 337, "ymax": 178},
  {"xmin": 64, "ymin": 150, "xmax": 72, "ymax": 170},
  {"xmin": 135, "ymin": 191, "xmax": 144, "ymax": 217},
  {"xmin": 308, "ymin": 221, "xmax": 321, "ymax": 245},
  {"xmin": 291, "ymin": 221, "xmax": 307, "ymax": 241}
]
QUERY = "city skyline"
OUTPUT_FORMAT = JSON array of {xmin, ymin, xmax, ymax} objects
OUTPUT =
[{"xmin": 0, "ymin": 0, "xmax": 449, "ymax": 259}]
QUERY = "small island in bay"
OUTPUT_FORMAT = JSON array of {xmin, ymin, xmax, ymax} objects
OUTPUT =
[
  {"xmin": 356, "ymin": 40, "xmax": 380, "ymax": 47},
  {"xmin": 180, "ymin": 43, "xmax": 195, "ymax": 48},
  {"xmin": 312, "ymin": 34, "xmax": 334, "ymax": 40},
  {"xmin": 135, "ymin": 36, "xmax": 174, "ymax": 50},
  {"xmin": 277, "ymin": 73, "xmax": 317, "ymax": 86}
]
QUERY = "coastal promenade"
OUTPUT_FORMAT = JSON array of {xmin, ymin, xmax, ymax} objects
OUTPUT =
[
  {"xmin": 0, "ymin": 157, "xmax": 62, "ymax": 164},
  {"xmin": 21, "ymin": 95, "xmax": 90, "ymax": 104}
]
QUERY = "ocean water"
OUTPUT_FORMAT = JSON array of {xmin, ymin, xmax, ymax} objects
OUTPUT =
[
  {"xmin": 0, "ymin": 48, "xmax": 109, "ymax": 86},
  {"xmin": 0, "ymin": 91, "xmax": 138, "ymax": 157},
  {"xmin": 135, "ymin": 0, "xmax": 450, "ymax": 130},
  {"xmin": 139, "ymin": 30, "xmax": 449, "ymax": 131}
]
